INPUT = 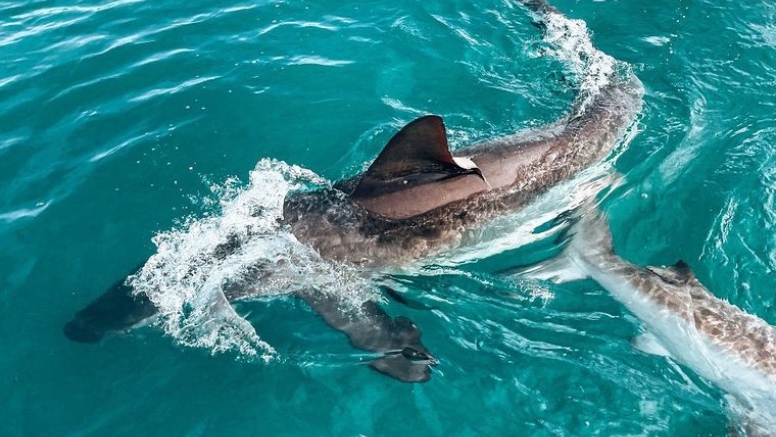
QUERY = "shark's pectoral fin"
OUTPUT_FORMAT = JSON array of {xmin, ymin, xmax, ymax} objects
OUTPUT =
[
  {"xmin": 368, "ymin": 316, "xmax": 437, "ymax": 383},
  {"xmin": 370, "ymin": 316, "xmax": 437, "ymax": 383},
  {"xmin": 351, "ymin": 115, "xmax": 487, "ymax": 199},
  {"xmin": 631, "ymin": 332, "xmax": 672, "ymax": 358}
]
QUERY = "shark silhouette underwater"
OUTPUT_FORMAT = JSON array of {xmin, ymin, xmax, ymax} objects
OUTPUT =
[{"xmin": 63, "ymin": 0, "xmax": 644, "ymax": 383}]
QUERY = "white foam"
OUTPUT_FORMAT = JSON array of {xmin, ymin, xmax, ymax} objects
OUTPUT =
[
  {"xmin": 527, "ymin": 6, "xmax": 620, "ymax": 113},
  {"xmin": 128, "ymin": 159, "xmax": 375, "ymax": 360}
]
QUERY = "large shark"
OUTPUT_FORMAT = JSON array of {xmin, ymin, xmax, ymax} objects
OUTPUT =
[
  {"xmin": 566, "ymin": 209, "xmax": 776, "ymax": 436},
  {"xmin": 63, "ymin": 0, "xmax": 643, "ymax": 383}
]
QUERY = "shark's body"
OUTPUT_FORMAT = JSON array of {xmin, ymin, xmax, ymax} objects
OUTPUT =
[
  {"xmin": 569, "ymin": 211, "xmax": 776, "ymax": 435},
  {"xmin": 64, "ymin": 0, "xmax": 643, "ymax": 384},
  {"xmin": 283, "ymin": 78, "xmax": 642, "ymax": 266}
]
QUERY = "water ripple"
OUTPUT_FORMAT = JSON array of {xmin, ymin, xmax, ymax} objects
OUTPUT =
[
  {"xmin": 0, "ymin": 201, "xmax": 51, "ymax": 223},
  {"xmin": 258, "ymin": 20, "xmax": 340, "ymax": 36},
  {"xmin": 0, "ymin": 16, "xmax": 91, "ymax": 48},
  {"xmin": 130, "ymin": 48, "xmax": 196, "ymax": 69},
  {"xmin": 10, "ymin": 0, "xmax": 144, "ymax": 20},
  {"xmin": 285, "ymin": 56, "xmax": 354, "ymax": 67},
  {"xmin": 88, "ymin": 133, "xmax": 150, "ymax": 163},
  {"xmin": 129, "ymin": 76, "xmax": 220, "ymax": 103}
]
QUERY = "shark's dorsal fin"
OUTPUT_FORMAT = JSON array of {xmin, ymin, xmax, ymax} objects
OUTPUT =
[
  {"xmin": 674, "ymin": 260, "xmax": 691, "ymax": 274},
  {"xmin": 672, "ymin": 260, "xmax": 700, "ymax": 284},
  {"xmin": 351, "ymin": 115, "xmax": 486, "ymax": 199},
  {"xmin": 363, "ymin": 115, "xmax": 457, "ymax": 179},
  {"xmin": 647, "ymin": 260, "xmax": 696, "ymax": 286}
]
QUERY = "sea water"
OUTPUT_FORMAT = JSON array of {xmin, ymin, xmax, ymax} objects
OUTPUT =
[{"xmin": 1, "ymin": 0, "xmax": 774, "ymax": 435}]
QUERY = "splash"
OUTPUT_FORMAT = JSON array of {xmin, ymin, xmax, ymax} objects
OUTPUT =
[
  {"xmin": 524, "ymin": 1, "xmax": 622, "ymax": 112},
  {"xmin": 128, "ymin": 159, "xmax": 374, "ymax": 359}
]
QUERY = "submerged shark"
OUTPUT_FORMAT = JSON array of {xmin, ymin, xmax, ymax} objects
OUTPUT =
[
  {"xmin": 63, "ymin": 0, "xmax": 643, "ymax": 383},
  {"xmin": 567, "ymin": 210, "xmax": 776, "ymax": 435}
]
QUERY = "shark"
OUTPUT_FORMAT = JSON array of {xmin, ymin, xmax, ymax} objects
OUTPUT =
[
  {"xmin": 565, "ymin": 209, "xmax": 776, "ymax": 436},
  {"xmin": 63, "ymin": 0, "xmax": 644, "ymax": 383}
]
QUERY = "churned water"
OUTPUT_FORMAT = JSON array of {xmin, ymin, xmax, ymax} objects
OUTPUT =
[{"xmin": 1, "ymin": 0, "xmax": 774, "ymax": 435}]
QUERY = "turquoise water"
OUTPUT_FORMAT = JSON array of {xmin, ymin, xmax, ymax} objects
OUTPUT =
[{"xmin": 2, "ymin": 0, "xmax": 775, "ymax": 435}]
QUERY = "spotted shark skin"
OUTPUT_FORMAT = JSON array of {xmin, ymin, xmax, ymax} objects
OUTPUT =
[{"xmin": 569, "ymin": 210, "xmax": 776, "ymax": 435}]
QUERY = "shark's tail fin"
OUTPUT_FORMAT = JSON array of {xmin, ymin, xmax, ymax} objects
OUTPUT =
[{"xmin": 518, "ymin": 0, "xmax": 645, "ymax": 140}]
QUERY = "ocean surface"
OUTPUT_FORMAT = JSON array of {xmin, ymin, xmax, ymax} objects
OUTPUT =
[{"xmin": 2, "ymin": 0, "xmax": 775, "ymax": 435}]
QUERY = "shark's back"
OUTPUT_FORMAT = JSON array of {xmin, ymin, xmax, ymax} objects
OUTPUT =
[{"xmin": 283, "ymin": 73, "xmax": 644, "ymax": 266}]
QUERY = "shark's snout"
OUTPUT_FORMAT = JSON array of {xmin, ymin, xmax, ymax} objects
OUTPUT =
[
  {"xmin": 399, "ymin": 346, "xmax": 437, "ymax": 364},
  {"xmin": 63, "ymin": 280, "xmax": 157, "ymax": 345},
  {"xmin": 367, "ymin": 316, "xmax": 438, "ymax": 383},
  {"xmin": 370, "ymin": 349, "xmax": 437, "ymax": 383},
  {"xmin": 63, "ymin": 317, "xmax": 104, "ymax": 343}
]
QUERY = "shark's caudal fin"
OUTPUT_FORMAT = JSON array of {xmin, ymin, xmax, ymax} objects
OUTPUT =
[
  {"xmin": 518, "ymin": 0, "xmax": 644, "ymax": 133},
  {"xmin": 350, "ymin": 115, "xmax": 487, "ymax": 199}
]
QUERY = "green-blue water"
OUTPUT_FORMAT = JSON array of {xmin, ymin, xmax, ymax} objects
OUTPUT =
[{"xmin": 2, "ymin": 0, "xmax": 775, "ymax": 435}]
